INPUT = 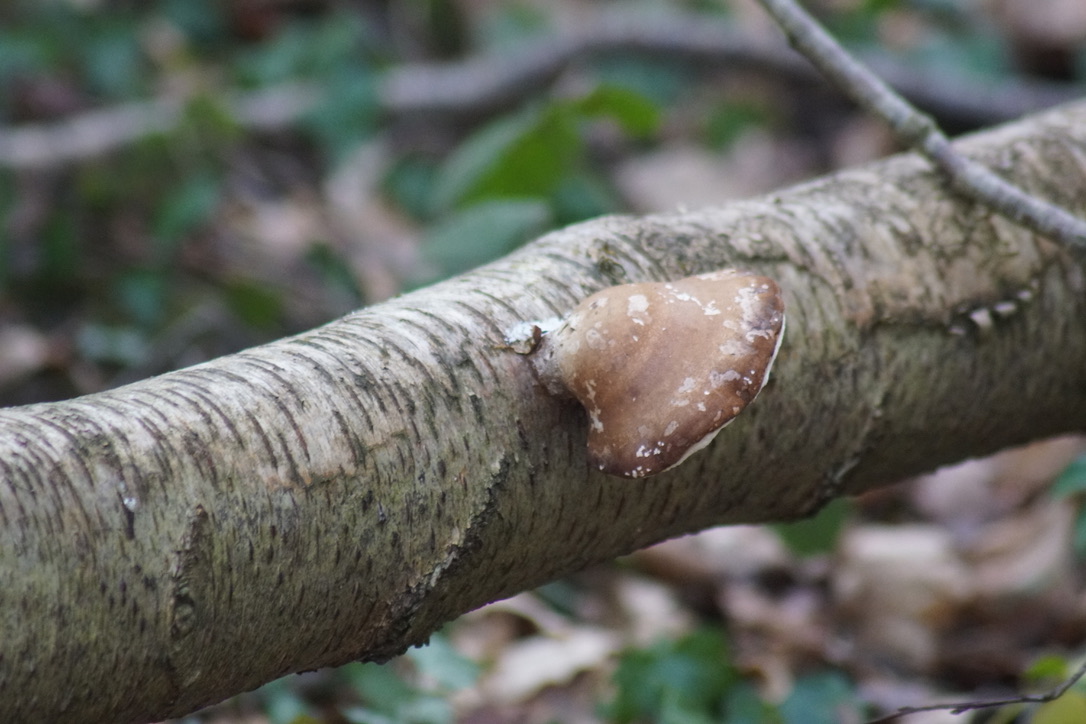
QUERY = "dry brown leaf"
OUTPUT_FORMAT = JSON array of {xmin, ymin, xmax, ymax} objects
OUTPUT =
[
  {"xmin": 323, "ymin": 139, "xmax": 421, "ymax": 303},
  {"xmin": 910, "ymin": 437, "xmax": 1085, "ymax": 537},
  {"xmin": 911, "ymin": 457, "xmax": 1006, "ymax": 535},
  {"xmin": 0, "ymin": 326, "xmax": 51, "ymax": 385},
  {"xmin": 230, "ymin": 194, "xmax": 325, "ymax": 263},
  {"xmin": 476, "ymin": 627, "xmax": 619, "ymax": 706},
  {"xmin": 966, "ymin": 501, "xmax": 1076, "ymax": 600},
  {"xmin": 987, "ymin": 0, "xmax": 1086, "ymax": 47},
  {"xmin": 453, "ymin": 592, "xmax": 576, "ymax": 665},
  {"xmin": 634, "ymin": 525, "xmax": 791, "ymax": 587},
  {"xmin": 723, "ymin": 581, "xmax": 830, "ymax": 700},
  {"xmin": 834, "ymin": 525, "xmax": 974, "ymax": 670},
  {"xmin": 613, "ymin": 133, "xmax": 809, "ymax": 213},
  {"xmin": 612, "ymin": 575, "xmax": 695, "ymax": 646}
]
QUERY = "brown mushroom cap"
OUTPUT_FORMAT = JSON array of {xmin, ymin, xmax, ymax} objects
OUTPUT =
[{"xmin": 532, "ymin": 270, "xmax": 785, "ymax": 478}]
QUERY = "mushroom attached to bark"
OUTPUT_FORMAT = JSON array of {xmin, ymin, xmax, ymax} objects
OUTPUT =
[{"xmin": 530, "ymin": 270, "xmax": 785, "ymax": 478}]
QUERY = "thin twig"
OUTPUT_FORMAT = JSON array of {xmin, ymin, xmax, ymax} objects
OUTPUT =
[
  {"xmin": 755, "ymin": 0, "xmax": 1086, "ymax": 256},
  {"xmin": 0, "ymin": 12, "xmax": 1077, "ymax": 170},
  {"xmin": 864, "ymin": 657, "xmax": 1086, "ymax": 722}
]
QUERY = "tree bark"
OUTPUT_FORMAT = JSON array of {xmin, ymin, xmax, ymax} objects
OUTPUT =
[{"xmin": 3, "ymin": 101, "xmax": 1086, "ymax": 723}]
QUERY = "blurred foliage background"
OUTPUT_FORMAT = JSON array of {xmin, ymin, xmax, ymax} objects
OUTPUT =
[{"xmin": 2, "ymin": 0, "xmax": 1086, "ymax": 722}]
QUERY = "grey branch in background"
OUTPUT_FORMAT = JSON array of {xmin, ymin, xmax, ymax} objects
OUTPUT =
[
  {"xmin": 756, "ymin": 0, "xmax": 1086, "ymax": 257},
  {"xmin": 0, "ymin": 11, "xmax": 1079, "ymax": 170}
]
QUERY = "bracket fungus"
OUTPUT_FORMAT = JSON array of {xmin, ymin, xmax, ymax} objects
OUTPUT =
[{"xmin": 530, "ymin": 270, "xmax": 785, "ymax": 478}]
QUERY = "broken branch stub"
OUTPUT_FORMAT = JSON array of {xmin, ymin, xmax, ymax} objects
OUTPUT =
[{"xmin": 531, "ymin": 270, "xmax": 786, "ymax": 478}]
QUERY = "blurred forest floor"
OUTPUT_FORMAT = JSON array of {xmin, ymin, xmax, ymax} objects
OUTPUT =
[{"xmin": 2, "ymin": 0, "xmax": 1086, "ymax": 722}]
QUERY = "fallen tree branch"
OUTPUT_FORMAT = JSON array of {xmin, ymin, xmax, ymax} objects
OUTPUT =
[
  {"xmin": 2, "ymin": 102, "xmax": 1085, "ymax": 724},
  {"xmin": 0, "ymin": 11, "xmax": 1077, "ymax": 169}
]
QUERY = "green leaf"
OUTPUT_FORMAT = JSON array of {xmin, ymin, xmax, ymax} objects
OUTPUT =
[
  {"xmin": 343, "ymin": 662, "xmax": 417, "ymax": 713},
  {"xmin": 899, "ymin": 28, "xmax": 1010, "ymax": 81},
  {"xmin": 40, "ymin": 209, "xmax": 81, "ymax": 282},
  {"xmin": 235, "ymin": 11, "xmax": 371, "ymax": 87},
  {"xmin": 305, "ymin": 243, "xmax": 365, "ymax": 305},
  {"xmin": 236, "ymin": 28, "xmax": 309, "ymax": 86},
  {"xmin": 397, "ymin": 694, "xmax": 454, "ymax": 724},
  {"xmin": 571, "ymin": 85, "xmax": 660, "ymax": 138},
  {"xmin": 0, "ymin": 31, "xmax": 49, "ymax": 85},
  {"xmin": 302, "ymin": 67, "xmax": 379, "ymax": 160},
  {"xmin": 383, "ymin": 156, "xmax": 440, "ymax": 221},
  {"xmin": 1053, "ymin": 455, "xmax": 1086, "ymax": 497},
  {"xmin": 341, "ymin": 658, "xmax": 456, "ymax": 724},
  {"xmin": 1054, "ymin": 455, "xmax": 1086, "ymax": 558},
  {"xmin": 665, "ymin": 629, "xmax": 735, "ymax": 713},
  {"xmin": 432, "ymin": 112, "xmax": 534, "ymax": 210},
  {"xmin": 182, "ymin": 94, "xmax": 244, "ymax": 145},
  {"xmin": 591, "ymin": 55, "xmax": 691, "ymax": 107},
  {"xmin": 431, "ymin": 105, "xmax": 579, "ymax": 211},
  {"xmin": 304, "ymin": 12, "xmax": 372, "ymax": 77},
  {"xmin": 774, "ymin": 498, "xmax": 853, "ymax": 557},
  {"xmin": 115, "ymin": 269, "xmax": 169, "ymax": 328},
  {"xmin": 476, "ymin": 4, "xmax": 550, "ymax": 52},
  {"xmin": 76, "ymin": 324, "xmax": 149, "ymax": 367},
  {"xmin": 535, "ymin": 579, "xmax": 582, "ymax": 616},
  {"xmin": 862, "ymin": 0, "xmax": 902, "ymax": 12},
  {"xmin": 257, "ymin": 677, "xmax": 312, "ymax": 724},
  {"xmin": 777, "ymin": 671, "xmax": 861, "ymax": 724},
  {"xmin": 657, "ymin": 692, "xmax": 716, "ymax": 724},
  {"xmin": 160, "ymin": 0, "xmax": 226, "ymax": 47},
  {"xmin": 421, "ymin": 199, "xmax": 551, "ymax": 278},
  {"xmin": 225, "ymin": 279, "xmax": 283, "ymax": 331},
  {"xmin": 550, "ymin": 173, "xmax": 617, "ymax": 224},
  {"xmin": 1024, "ymin": 654, "xmax": 1070, "ymax": 687},
  {"xmin": 83, "ymin": 23, "xmax": 144, "ymax": 99},
  {"xmin": 725, "ymin": 681, "xmax": 778, "ymax": 724},
  {"xmin": 1033, "ymin": 691, "xmax": 1086, "ymax": 724},
  {"xmin": 605, "ymin": 627, "xmax": 734, "ymax": 723},
  {"xmin": 704, "ymin": 101, "xmax": 772, "ymax": 150},
  {"xmin": 153, "ymin": 173, "xmax": 221, "ymax": 250},
  {"xmin": 406, "ymin": 633, "xmax": 480, "ymax": 692}
]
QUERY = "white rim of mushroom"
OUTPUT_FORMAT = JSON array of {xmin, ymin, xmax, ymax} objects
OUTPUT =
[{"xmin": 528, "ymin": 270, "xmax": 786, "ymax": 478}]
